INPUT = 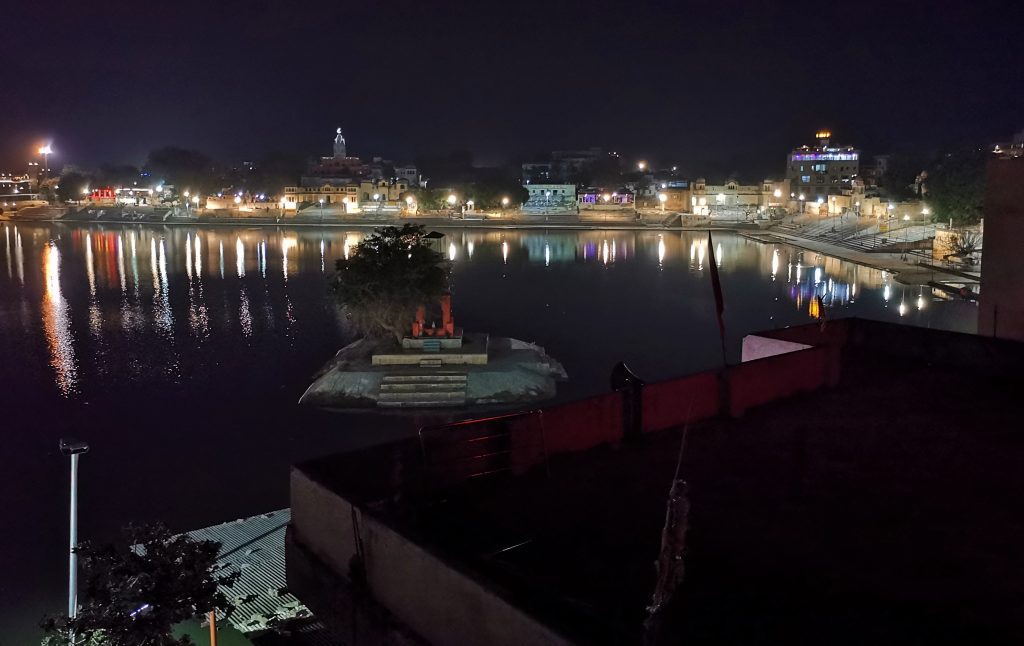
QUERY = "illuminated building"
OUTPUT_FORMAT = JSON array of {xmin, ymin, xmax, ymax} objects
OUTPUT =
[{"xmin": 785, "ymin": 130, "xmax": 860, "ymax": 203}]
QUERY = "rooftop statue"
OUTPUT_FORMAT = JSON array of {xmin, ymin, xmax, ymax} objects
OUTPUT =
[{"xmin": 333, "ymin": 127, "xmax": 346, "ymax": 158}]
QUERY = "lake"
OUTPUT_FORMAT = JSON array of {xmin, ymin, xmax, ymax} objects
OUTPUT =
[{"xmin": 0, "ymin": 221, "xmax": 977, "ymax": 641}]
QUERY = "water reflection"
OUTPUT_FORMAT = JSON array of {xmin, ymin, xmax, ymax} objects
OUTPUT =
[
  {"xmin": 236, "ymin": 237, "xmax": 245, "ymax": 278},
  {"xmin": 14, "ymin": 226, "xmax": 24, "ymax": 284},
  {"xmin": 41, "ymin": 243, "xmax": 77, "ymax": 395},
  {"xmin": 0, "ymin": 224, "xmax": 977, "ymax": 399}
]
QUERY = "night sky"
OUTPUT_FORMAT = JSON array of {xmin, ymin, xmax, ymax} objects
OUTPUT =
[{"xmin": 5, "ymin": 0, "xmax": 1022, "ymax": 179}]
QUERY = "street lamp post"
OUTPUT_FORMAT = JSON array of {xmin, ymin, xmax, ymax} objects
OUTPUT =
[
  {"xmin": 60, "ymin": 438, "xmax": 90, "ymax": 625},
  {"xmin": 319, "ymin": 198, "xmax": 325, "ymax": 222},
  {"xmin": 38, "ymin": 145, "xmax": 53, "ymax": 201},
  {"xmin": 658, "ymin": 193, "xmax": 667, "ymax": 212}
]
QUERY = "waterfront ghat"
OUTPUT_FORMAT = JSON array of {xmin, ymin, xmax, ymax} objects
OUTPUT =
[
  {"xmin": 2, "ymin": 204, "xmax": 976, "ymax": 289},
  {"xmin": 0, "ymin": 221, "xmax": 976, "ymax": 642}
]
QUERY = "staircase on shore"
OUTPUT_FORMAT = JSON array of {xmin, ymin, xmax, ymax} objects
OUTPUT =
[{"xmin": 377, "ymin": 373, "xmax": 468, "ymax": 408}]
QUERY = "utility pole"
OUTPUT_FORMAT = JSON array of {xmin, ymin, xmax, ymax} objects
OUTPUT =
[{"xmin": 59, "ymin": 439, "xmax": 90, "ymax": 628}]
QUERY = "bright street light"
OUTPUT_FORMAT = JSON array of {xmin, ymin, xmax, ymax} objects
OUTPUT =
[
  {"xmin": 405, "ymin": 195, "xmax": 414, "ymax": 205},
  {"xmin": 773, "ymin": 189, "xmax": 782, "ymax": 198},
  {"xmin": 501, "ymin": 196, "xmax": 510, "ymax": 207},
  {"xmin": 234, "ymin": 196, "xmax": 241, "ymax": 204},
  {"xmin": 637, "ymin": 161, "xmax": 646, "ymax": 171},
  {"xmin": 447, "ymin": 194, "xmax": 457, "ymax": 206},
  {"xmin": 191, "ymin": 196, "xmax": 199, "ymax": 205},
  {"xmin": 39, "ymin": 144, "xmax": 53, "ymax": 156}
]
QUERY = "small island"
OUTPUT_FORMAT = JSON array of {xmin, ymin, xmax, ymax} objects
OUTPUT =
[{"xmin": 300, "ymin": 225, "xmax": 566, "ymax": 409}]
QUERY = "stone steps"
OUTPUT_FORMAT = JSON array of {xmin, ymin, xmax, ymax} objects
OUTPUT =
[
  {"xmin": 376, "ymin": 373, "xmax": 468, "ymax": 408},
  {"xmin": 380, "ymin": 382, "xmax": 465, "ymax": 393}
]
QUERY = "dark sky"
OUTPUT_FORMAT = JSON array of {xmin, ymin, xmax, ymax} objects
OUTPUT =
[{"xmin": 4, "ymin": 0, "xmax": 1022, "ymax": 179}]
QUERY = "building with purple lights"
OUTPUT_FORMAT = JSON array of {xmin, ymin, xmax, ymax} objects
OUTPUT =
[{"xmin": 786, "ymin": 130, "xmax": 860, "ymax": 202}]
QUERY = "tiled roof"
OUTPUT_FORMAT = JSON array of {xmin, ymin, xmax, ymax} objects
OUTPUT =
[{"xmin": 185, "ymin": 509, "xmax": 312, "ymax": 634}]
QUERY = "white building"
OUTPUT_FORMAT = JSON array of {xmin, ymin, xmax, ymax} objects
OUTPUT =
[{"xmin": 521, "ymin": 184, "xmax": 577, "ymax": 215}]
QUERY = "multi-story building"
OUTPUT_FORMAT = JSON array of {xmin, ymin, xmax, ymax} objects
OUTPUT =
[
  {"xmin": 521, "ymin": 184, "xmax": 577, "ymax": 214},
  {"xmin": 786, "ymin": 130, "xmax": 860, "ymax": 202}
]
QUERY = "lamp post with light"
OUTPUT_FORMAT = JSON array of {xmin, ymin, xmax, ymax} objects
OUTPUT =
[{"xmin": 447, "ymin": 193, "xmax": 457, "ymax": 218}]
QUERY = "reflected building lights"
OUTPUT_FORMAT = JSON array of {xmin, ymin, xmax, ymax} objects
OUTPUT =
[
  {"xmin": 771, "ymin": 249, "xmax": 779, "ymax": 280},
  {"xmin": 236, "ymin": 237, "xmax": 245, "ymax": 278},
  {"xmin": 41, "ymin": 243, "xmax": 77, "ymax": 395},
  {"xmin": 544, "ymin": 242, "xmax": 550, "ymax": 267},
  {"xmin": 219, "ymin": 241, "xmax": 225, "ymax": 279},
  {"xmin": 282, "ymin": 236, "xmax": 297, "ymax": 281},
  {"xmin": 449, "ymin": 242, "xmax": 457, "ymax": 262},
  {"xmin": 657, "ymin": 236, "xmax": 665, "ymax": 266},
  {"xmin": 502, "ymin": 240, "xmax": 509, "ymax": 264},
  {"xmin": 193, "ymin": 233, "xmax": 202, "ymax": 277},
  {"xmin": 116, "ymin": 235, "xmax": 126, "ymax": 293},
  {"xmin": 130, "ymin": 232, "xmax": 139, "ymax": 294},
  {"xmin": 467, "ymin": 241, "xmax": 474, "ymax": 259},
  {"xmin": 185, "ymin": 233, "xmax": 193, "ymax": 281},
  {"xmin": 716, "ymin": 242, "xmax": 722, "ymax": 268},
  {"xmin": 4, "ymin": 226, "xmax": 10, "ymax": 278},
  {"xmin": 14, "ymin": 227, "xmax": 24, "ymax": 284},
  {"xmin": 155, "ymin": 238, "xmax": 173, "ymax": 335},
  {"xmin": 320, "ymin": 239, "xmax": 326, "ymax": 272},
  {"xmin": 239, "ymin": 288, "xmax": 253, "ymax": 337},
  {"xmin": 85, "ymin": 234, "xmax": 96, "ymax": 295}
]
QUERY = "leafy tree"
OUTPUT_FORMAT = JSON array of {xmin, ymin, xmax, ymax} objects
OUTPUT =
[
  {"xmin": 41, "ymin": 524, "xmax": 237, "ymax": 646},
  {"xmin": 144, "ymin": 147, "xmax": 216, "ymax": 194},
  {"xmin": 879, "ymin": 153, "xmax": 930, "ymax": 201},
  {"xmin": 927, "ymin": 149, "xmax": 988, "ymax": 226},
  {"xmin": 96, "ymin": 164, "xmax": 142, "ymax": 188},
  {"xmin": 57, "ymin": 169, "xmax": 93, "ymax": 203},
  {"xmin": 333, "ymin": 224, "xmax": 448, "ymax": 343}
]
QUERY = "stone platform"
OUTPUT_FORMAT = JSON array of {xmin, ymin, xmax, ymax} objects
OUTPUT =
[
  {"xmin": 374, "ymin": 333, "xmax": 488, "ymax": 366},
  {"xmin": 299, "ymin": 335, "xmax": 566, "ymax": 410}
]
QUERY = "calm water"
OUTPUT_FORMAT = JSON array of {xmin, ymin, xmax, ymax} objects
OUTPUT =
[{"xmin": 0, "ymin": 222, "xmax": 976, "ymax": 641}]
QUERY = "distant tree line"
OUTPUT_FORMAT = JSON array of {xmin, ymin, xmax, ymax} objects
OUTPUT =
[
  {"xmin": 57, "ymin": 147, "xmax": 306, "ymax": 202},
  {"xmin": 878, "ymin": 148, "xmax": 989, "ymax": 226}
]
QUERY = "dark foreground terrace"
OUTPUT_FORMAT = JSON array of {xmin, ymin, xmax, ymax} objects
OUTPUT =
[{"xmin": 288, "ymin": 319, "xmax": 1024, "ymax": 645}]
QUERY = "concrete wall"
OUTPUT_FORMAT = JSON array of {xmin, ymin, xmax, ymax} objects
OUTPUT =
[
  {"xmin": 980, "ymin": 157, "xmax": 1024, "ymax": 340},
  {"xmin": 290, "ymin": 468, "xmax": 358, "ymax": 578},
  {"xmin": 290, "ymin": 468, "xmax": 572, "ymax": 646},
  {"xmin": 359, "ymin": 513, "xmax": 571, "ymax": 646}
]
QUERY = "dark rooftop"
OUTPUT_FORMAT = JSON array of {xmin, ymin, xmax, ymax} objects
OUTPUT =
[{"xmin": 295, "ymin": 319, "xmax": 1024, "ymax": 644}]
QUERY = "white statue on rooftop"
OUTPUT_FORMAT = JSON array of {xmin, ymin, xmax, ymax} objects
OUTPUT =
[{"xmin": 333, "ymin": 127, "xmax": 346, "ymax": 159}]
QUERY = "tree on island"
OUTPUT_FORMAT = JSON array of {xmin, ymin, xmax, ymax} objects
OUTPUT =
[
  {"xmin": 333, "ymin": 224, "xmax": 449, "ymax": 344},
  {"xmin": 41, "ymin": 524, "xmax": 237, "ymax": 646}
]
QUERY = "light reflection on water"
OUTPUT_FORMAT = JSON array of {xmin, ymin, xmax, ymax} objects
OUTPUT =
[
  {"xmin": 41, "ymin": 242, "xmax": 77, "ymax": 395},
  {"xmin": 0, "ymin": 223, "xmax": 978, "ymax": 399}
]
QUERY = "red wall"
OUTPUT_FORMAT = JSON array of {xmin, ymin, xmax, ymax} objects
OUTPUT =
[
  {"xmin": 421, "ymin": 347, "xmax": 839, "ymax": 480},
  {"xmin": 641, "ymin": 372, "xmax": 721, "ymax": 433}
]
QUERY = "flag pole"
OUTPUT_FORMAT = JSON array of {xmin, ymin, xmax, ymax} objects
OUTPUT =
[{"xmin": 707, "ymin": 231, "xmax": 727, "ymax": 368}]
